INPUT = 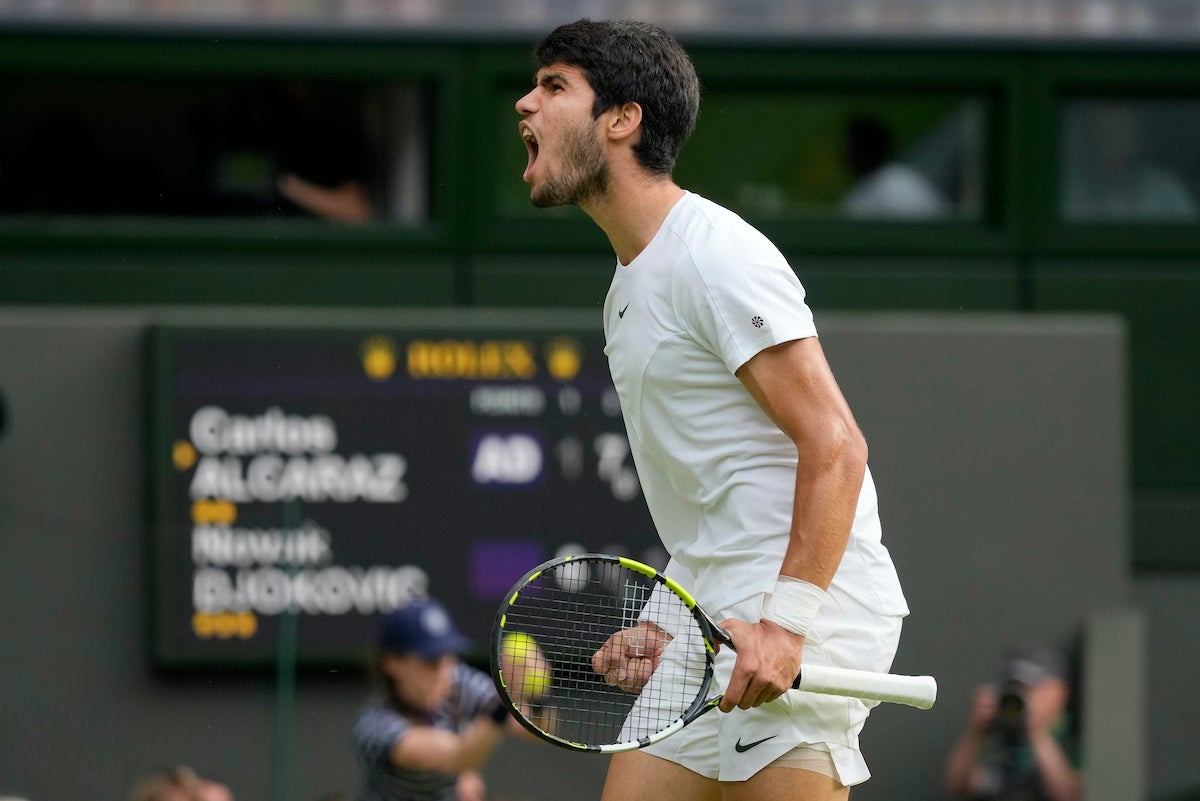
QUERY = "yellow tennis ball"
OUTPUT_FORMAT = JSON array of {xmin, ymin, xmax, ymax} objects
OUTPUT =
[
  {"xmin": 501, "ymin": 632, "xmax": 552, "ymax": 699},
  {"xmin": 501, "ymin": 630, "xmax": 533, "ymax": 655},
  {"xmin": 519, "ymin": 663, "xmax": 552, "ymax": 699}
]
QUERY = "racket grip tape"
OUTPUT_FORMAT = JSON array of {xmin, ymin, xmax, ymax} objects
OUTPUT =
[{"xmin": 793, "ymin": 664, "xmax": 938, "ymax": 710}]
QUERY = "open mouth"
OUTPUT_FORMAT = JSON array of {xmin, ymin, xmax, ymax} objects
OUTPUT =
[{"xmin": 521, "ymin": 125, "xmax": 539, "ymax": 179}]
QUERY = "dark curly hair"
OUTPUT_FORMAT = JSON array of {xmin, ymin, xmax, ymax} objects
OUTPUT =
[{"xmin": 534, "ymin": 19, "xmax": 700, "ymax": 175}]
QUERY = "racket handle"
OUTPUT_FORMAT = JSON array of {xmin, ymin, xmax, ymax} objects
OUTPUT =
[{"xmin": 793, "ymin": 665, "xmax": 937, "ymax": 710}]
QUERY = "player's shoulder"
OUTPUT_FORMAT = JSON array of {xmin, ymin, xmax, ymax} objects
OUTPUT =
[
  {"xmin": 452, "ymin": 659, "xmax": 487, "ymax": 682},
  {"xmin": 353, "ymin": 695, "xmax": 410, "ymax": 742},
  {"xmin": 667, "ymin": 192, "xmax": 787, "ymax": 272},
  {"xmin": 452, "ymin": 660, "xmax": 497, "ymax": 695},
  {"xmin": 669, "ymin": 192, "xmax": 754, "ymax": 239},
  {"xmin": 355, "ymin": 694, "xmax": 399, "ymax": 722}
]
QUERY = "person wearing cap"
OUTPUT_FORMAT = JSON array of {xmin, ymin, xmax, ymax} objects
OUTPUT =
[
  {"xmin": 943, "ymin": 642, "xmax": 1083, "ymax": 801},
  {"xmin": 352, "ymin": 597, "xmax": 531, "ymax": 801}
]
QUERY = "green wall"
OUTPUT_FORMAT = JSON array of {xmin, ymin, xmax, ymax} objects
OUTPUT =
[{"xmin": 1, "ymin": 30, "xmax": 1198, "ymax": 569}]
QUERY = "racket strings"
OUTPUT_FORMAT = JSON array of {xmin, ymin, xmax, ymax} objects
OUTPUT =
[{"xmin": 498, "ymin": 559, "xmax": 711, "ymax": 748}]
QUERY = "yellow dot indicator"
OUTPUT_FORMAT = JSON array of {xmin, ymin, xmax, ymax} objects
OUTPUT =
[
  {"xmin": 172, "ymin": 440, "xmax": 197, "ymax": 470},
  {"xmin": 193, "ymin": 611, "xmax": 214, "ymax": 638},
  {"xmin": 237, "ymin": 611, "xmax": 258, "ymax": 638},
  {"xmin": 192, "ymin": 611, "xmax": 258, "ymax": 639},
  {"xmin": 192, "ymin": 499, "xmax": 237, "ymax": 525},
  {"xmin": 545, "ymin": 337, "xmax": 583, "ymax": 381},
  {"xmin": 361, "ymin": 335, "xmax": 398, "ymax": 381}
]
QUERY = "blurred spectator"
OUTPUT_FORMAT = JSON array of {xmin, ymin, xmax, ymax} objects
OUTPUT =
[
  {"xmin": 839, "ymin": 114, "xmax": 951, "ymax": 219},
  {"xmin": 1061, "ymin": 102, "xmax": 1198, "ymax": 221},
  {"xmin": 352, "ymin": 597, "xmax": 536, "ymax": 801},
  {"xmin": 128, "ymin": 766, "xmax": 234, "ymax": 801},
  {"xmin": 271, "ymin": 81, "xmax": 374, "ymax": 223},
  {"xmin": 944, "ymin": 642, "xmax": 1082, "ymax": 801},
  {"xmin": 0, "ymin": 78, "xmax": 379, "ymax": 221},
  {"xmin": 194, "ymin": 80, "xmax": 374, "ymax": 222}
]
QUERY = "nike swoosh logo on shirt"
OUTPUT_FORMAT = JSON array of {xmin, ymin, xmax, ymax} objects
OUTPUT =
[
  {"xmin": 734, "ymin": 734, "xmax": 778, "ymax": 752},
  {"xmin": 618, "ymin": 303, "xmax": 629, "ymax": 318}
]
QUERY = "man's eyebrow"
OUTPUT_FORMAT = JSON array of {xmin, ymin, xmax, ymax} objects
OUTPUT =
[{"xmin": 536, "ymin": 71, "xmax": 571, "ymax": 87}]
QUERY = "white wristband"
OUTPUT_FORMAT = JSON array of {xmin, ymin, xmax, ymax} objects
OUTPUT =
[{"xmin": 761, "ymin": 576, "xmax": 826, "ymax": 638}]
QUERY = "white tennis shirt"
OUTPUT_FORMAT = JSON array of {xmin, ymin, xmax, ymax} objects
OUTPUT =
[{"xmin": 604, "ymin": 192, "xmax": 908, "ymax": 620}]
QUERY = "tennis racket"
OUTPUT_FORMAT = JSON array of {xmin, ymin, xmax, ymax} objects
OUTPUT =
[{"xmin": 490, "ymin": 553, "xmax": 936, "ymax": 753}]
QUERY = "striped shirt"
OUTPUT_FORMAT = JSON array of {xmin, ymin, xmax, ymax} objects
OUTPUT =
[{"xmin": 354, "ymin": 663, "xmax": 499, "ymax": 801}]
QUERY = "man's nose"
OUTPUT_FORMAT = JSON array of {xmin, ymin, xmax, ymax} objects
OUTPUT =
[{"xmin": 516, "ymin": 89, "xmax": 536, "ymax": 116}]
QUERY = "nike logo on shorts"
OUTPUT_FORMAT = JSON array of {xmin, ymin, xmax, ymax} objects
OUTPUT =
[{"xmin": 734, "ymin": 734, "xmax": 778, "ymax": 752}]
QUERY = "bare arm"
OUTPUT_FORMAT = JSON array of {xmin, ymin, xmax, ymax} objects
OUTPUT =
[
  {"xmin": 739, "ymin": 336, "xmax": 867, "ymax": 588},
  {"xmin": 456, "ymin": 769, "xmax": 487, "ymax": 801},
  {"xmin": 719, "ymin": 336, "xmax": 868, "ymax": 711},
  {"xmin": 1028, "ymin": 730, "xmax": 1083, "ymax": 801},
  {"xmin": 276, "ymin": 173, "xmax": 372, "ymax": 222},
  {"xmin": 388, "ymin": 717, "xmax": 504, "ymax": 774},
  {"xmin": 944, "ymin": 685, "xmax": 999, "ymax": 798},
  {"xmin": 1025, "ymin": 679, "xmax": 1083, "ymax": 801}
]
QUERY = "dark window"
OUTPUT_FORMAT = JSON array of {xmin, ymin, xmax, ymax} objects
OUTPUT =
[
  {"xmin": 1060, "ymin": 98, "xmax": 1200, "ymax": 222},
  {"xmin": 0, "ymin": 77, "xmax": 432, "ymax": 224}
]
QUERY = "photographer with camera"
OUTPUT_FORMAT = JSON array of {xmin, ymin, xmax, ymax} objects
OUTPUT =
[{"xmin": 944, "ymin": 643, "xmax": 1083, "ymax": 801}]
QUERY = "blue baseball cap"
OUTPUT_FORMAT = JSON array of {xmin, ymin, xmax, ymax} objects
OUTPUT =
[{"xmin": 378, "ymin": 598, "xmax": 468, "ymax": 658}]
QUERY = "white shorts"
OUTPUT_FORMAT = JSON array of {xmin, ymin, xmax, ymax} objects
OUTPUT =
[{"xmin": 638, "ymin": 583, "xmax": 904, "ymax": 784}]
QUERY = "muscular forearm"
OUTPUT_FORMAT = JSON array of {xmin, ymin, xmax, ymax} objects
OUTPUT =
[
  {"xmin": 390, "ymin": 717, "xmax": 504, "ymax": 774},
  {"xmin": 724, "ymin": 337, "xmax": 870, "ymax": 710},
  {"xmin": 779, "ymin": 426, "xmax": 866, "ymax": 588},
  {"xmin": 454, "ymin": 718, "xmax": 506, "ymax": 771},
  {"xmin": 735, "ymin": 337, "xmax": 867, "ymax": 591}
]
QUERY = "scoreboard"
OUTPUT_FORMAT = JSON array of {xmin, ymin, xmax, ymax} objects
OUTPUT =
[{"xmin": 148, "ymin": 317, "xmax": 662, "ymax": 668}]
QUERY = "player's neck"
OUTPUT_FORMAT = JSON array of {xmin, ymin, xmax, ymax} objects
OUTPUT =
[{"xmin": 581, "ymin": 175, "xmax": 684, "ymax": 266}]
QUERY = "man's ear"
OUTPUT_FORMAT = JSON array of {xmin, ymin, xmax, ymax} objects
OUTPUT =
[{"xmin": 607, "ymin": 101, "xmax": 643, "ymax": 143}]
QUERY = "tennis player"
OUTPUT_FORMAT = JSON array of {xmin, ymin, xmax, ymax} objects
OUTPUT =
[
  {"xmin": 516, "ymin": 19, "xmax": 910, "ymax": 801},
  {"xmin": 352, "ymin": 598, "xmax": 532, "ymax": 801}
]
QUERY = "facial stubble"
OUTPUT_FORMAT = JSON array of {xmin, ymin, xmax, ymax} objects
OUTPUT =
[{"xmin": 530, "ymin": 117, "xmax": 610, "ymax": 208}]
